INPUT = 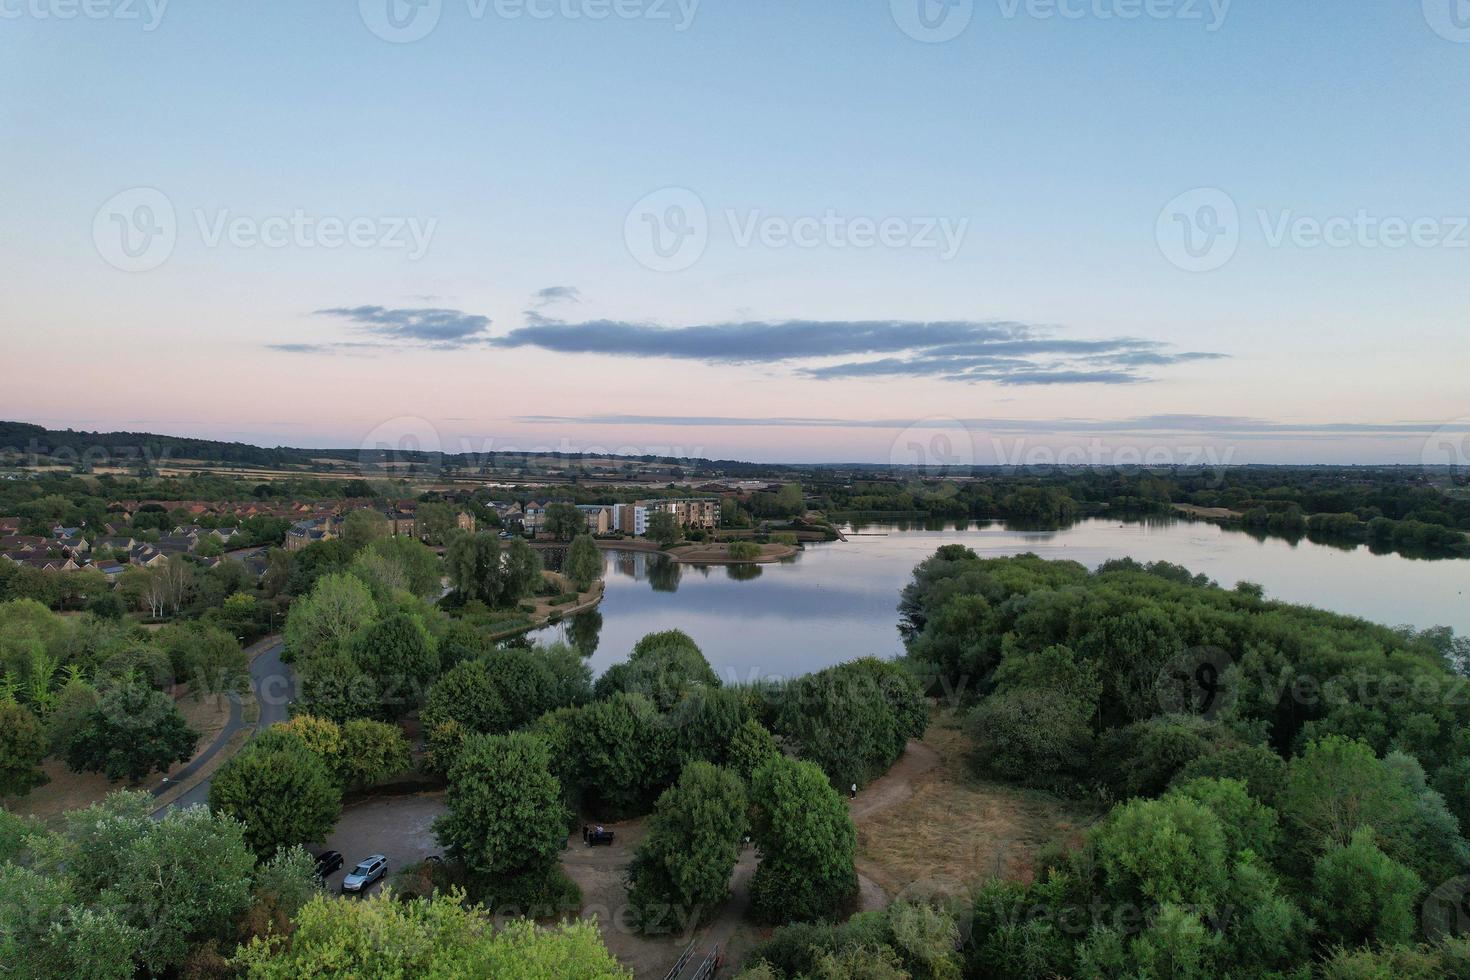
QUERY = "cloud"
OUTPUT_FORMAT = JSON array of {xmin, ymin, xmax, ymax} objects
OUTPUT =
[
  {"xmin": 490, "ymin": 318, "xmax": 1224, "ymax": 385},
  {"xmin": 313, "ymin": 306, "xmax": 493, "ymax": 348},
  {"xmin": 531, "ymin": 286, "xmax": 581, "ymax": 307}
]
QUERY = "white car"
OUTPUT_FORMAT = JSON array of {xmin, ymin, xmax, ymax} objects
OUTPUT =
[{"xmin": 341, "ymin": 854, "xmax": 388, "ymax": 894}]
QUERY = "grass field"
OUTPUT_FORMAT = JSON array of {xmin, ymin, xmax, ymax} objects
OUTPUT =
[{"xmin": 856, "ymin": 715, "xmax": 1098, "ymax": 898}]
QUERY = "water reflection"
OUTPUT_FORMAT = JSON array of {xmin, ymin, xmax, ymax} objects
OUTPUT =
[{"xmin": 525, "ymin": 519, "xmax": 1470, "ymax": 681}]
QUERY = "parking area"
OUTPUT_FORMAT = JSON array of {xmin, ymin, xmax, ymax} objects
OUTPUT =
[{"xmin": 317, "ymin": 792, "xmax": 447, "ymax": 896}]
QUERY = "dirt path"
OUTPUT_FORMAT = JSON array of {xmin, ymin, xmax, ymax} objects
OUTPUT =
[{"xmin": 849, "ymin": 739, "xmax": 939, "ymax": 821}]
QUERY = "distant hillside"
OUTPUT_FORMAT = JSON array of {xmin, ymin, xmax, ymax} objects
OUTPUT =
[{"xmin": 0, "ymin": 420, "xmax": 784, "ymax": 476}]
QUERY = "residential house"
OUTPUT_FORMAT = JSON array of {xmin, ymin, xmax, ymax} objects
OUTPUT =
[
  {"xmin": 57, "ymin": 536, "xmax": 90, "ymax": 557},
  {"xmin": 0, "ymin": 518, "xmax": 21, "ymax": 535},
  {"xmin": 22, "ymin": 556, "xmax": 78, "ymax": 572},
  {"xmin": 89, "ymin": 559, "xmax": 125, "ymax": 583},
  {"xmin": 613, "ymin": 503, "xmax": 648, "ymax": 536},
  {"xmin": 522, "ymin": 501, "xmax": 547, "ymax": 533},
  {"xmin": 576, "ymin": 504, "xmax": 614, "ymax": 534},
  {"xmin": 284, "ymin": 519, "xmax": 334, "ymax": 551}
]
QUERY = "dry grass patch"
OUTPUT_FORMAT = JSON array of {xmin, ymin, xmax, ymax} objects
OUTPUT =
[{"xmin": 856, "ymin": 718, "xmax": 1098, "ymax": 899}]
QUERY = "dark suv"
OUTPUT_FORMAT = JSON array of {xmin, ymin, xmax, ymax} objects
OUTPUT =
[{"xmin": 314, "ymin": 850, "xmax": 344, "ymax": 879}]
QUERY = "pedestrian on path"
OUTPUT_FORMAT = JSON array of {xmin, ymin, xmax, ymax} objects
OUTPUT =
[{"xmin": 850, "ymin": 782, "xmax": 857, "ymax": 800}]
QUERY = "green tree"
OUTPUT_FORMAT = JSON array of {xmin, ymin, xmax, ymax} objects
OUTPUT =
[
  {"xmin": 43, "ymin": 791, "xmax": 256, "ymax": 975},
  {"xmin": 594, "ymin": 629, "xmax": 720, "ymax": 711},
  {"xmin": 209, "ymin": 729, "xmax": 342, "ymax": 856},
  {"xmin": 232, "ymin": 891, "xmax": 629, "ymax": 978},
  {"xmin": 501, "ymin": 538, "xmax": 543, "ymax": 604},
  {"xmin": 1311, "ymin": 827, "xmax": 1423, "ymax": 948},
  {"xmin": 543, "ymin": 503, "xmax": 586, "ymax": 542},
  {"xmin": 434, "ymin": 732, "xmax": 567, "ymax": 885},
  {"xmin": 413, "ymin": 501, "xmax": 460, "ymax": 546},
  {"xmin": 564, "ymin": 534, "xmax": 603, "ymax": 592},
  {"xmin": 337, "ymin": 718, "xmax": 411, "ymax": 789},
  {"xmin": 569, "ymin": 693, "xmax": 674, "ymax": 817},
  {"xmin": 0, "ymin": 700, "xmax": 48, "ymax": 797},
  {"xmin": 749, "ymin": 755, "xmax": 857, "ymax": 922},
  {"xmin": 445, "ymin": 531, "xmax": 503, "ymax": 605},
  {"xmin": 283, "ymin": 572, "xmax": 378, "ymax": 661},
  {"xmin": 349, "ymin": 611, "xmax": 439, "ymax": 719},
  {"xmin": 628, "ymin": 761, "xmax": 747, "ymax": 932},
  {"xmin": 351, "ymin": 535, "xmax": 443, "ymax": 600},
  {"xmin": 728, "ymin": 717, "xmax": 780, "ymax": 784},
  {"xmin": 647, "ymin": 511, "xmax": 681, "ymax": 548},
  {"xmin": 65, "ymin": 682, "xmax": 197, "ymax": 784},
  {"xmin": 1093, "ymin": 794, "xmax": 1230, "ymax": 911},
  {"xmin": 340, "ymin": 509, "xmax": 389, "ymax": 555},
  {"xmin": 423, "ymin": 658, "xmax": 515, "ymax": 771},
  {"xmin": 0, "ymin": 864, "xmax": 140, "ymax": 980}
]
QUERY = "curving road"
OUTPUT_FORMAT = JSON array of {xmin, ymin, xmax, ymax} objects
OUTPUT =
[{"xmin": 152, "ymin": 636, "xmax": 296, "ymax": 815}]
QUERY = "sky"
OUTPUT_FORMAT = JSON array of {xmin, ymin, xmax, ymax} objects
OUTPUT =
[{"xmin": 2, "ymin": 0, "xmax": 1469, "ymax": 465}]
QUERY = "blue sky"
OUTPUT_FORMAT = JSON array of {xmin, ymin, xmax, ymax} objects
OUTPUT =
[{"xmin": 3, "ymin": 0, "xmax": 1468, "ymax": 463}]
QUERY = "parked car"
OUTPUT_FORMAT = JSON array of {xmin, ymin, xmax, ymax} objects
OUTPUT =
[
  {"xmin": 314, "ymin": 849, "xmax": 344, "ymax": 879},
  {"xmin": 341, "ymin": 854, "xmax": 388, "ymax": 894}
]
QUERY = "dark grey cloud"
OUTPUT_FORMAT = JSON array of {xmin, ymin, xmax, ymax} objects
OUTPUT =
[
  {"xmin": 314, "ymin": 306, "xmax": 493, "ymax": 347},
  {"xmin": 532, "ymin": 286, "xmax": 581, "ymax": 307},
  {"xmin": 490, "ymin": 318, "xmax": 1224, "ymax": 385}
]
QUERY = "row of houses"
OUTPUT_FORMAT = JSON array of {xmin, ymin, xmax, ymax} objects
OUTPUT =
[
  {"xmin": 492, "ymin": 498, "xmax": 720, "ymax": 536},
  {"xmin": 283, "ymin": 503, "xmax": 477, "ymax": 551},
  {"xmin": 0, "ymin": 520, "xmax": 236, "ymax": 580}
]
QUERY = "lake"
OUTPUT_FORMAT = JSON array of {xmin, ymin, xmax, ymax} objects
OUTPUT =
[{"xmin": 529, "ymin": 518, "xmax": 1470, "ymax": 680}]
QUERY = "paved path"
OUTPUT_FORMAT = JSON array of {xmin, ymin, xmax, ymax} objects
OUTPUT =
[{"xmin": 152, "ymin": 635, "xmax": 295, "ymax": 815}]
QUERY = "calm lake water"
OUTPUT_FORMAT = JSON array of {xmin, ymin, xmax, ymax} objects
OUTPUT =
[{"xmin": 530, "ymin": 518, "xmax": 1470, "ymax": 680}]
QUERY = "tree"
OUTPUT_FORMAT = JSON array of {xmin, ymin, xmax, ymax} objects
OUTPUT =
[
  {"xmin": 413, "ymin": 501, "xmax": 460, "ymax": 546},
  {"xmin": 338, "ymin": 718, "xmax": 411, "ymax": 789},
  {"xmin": 1093, "ymin": 794, "xmax": 1230, "ymax": 911},
  {"xmin": 351, "ymin": 536, "xmax": 443, "ymax": 600},
  {"xmin": 501, "ymin": 538, "xmax": 543, "ymax": 604},
  {"xmin": 0, "ymin": 701, "xmax": 48, "ymax": 797},
  {"xmin": 434, "ymin": 732, "xmax": 566, "ymax": 885},
  {"xmin": 647, "ymin": 511, "xmax": 681, "ymax": 548},
  {"xmin": 283, "ymin": 572, "xmax": 377, "ymax": 662},
  {"xmin": 627, "ymin": 761, "xmax": 747, "ymax": 932},
  {"xmin": 340, "ymin": 509, "xmax": 389, "ymax": 555},
  {"xmin": 669, "ymin": 686, "xmax": 751, "ymax": 768},
  {"xmin": 423, "ymin": 658, "xmax": 515, "ymax": 771},
  {"xmin": 594, "ymin": 629, "xmax": 720, "ymax": 711},
  {"xmin": 564, "ymin": 534, "xmax": 602, "ymax": 592},
  {"xmin": 65, "ymin": 682, "xmax": 197, "ymax": 784},
  {"xmin": 232, "ymin": 891, "xmax": 629, "ymax": 978},
  {"xmin": 209, "ymin": 729, "xmax": 342, "ymax": 856},
  {"xmin": 157, "ymin": 622, "xmax": 248, "ymax": 697},
  {"xmin": 543, "ymin": 502, "xmax": 586, "ymax": 542},
  {"xmin": 40, "ymin": 791, "xmax": 256, "ymax": 975},
  {"xmin": 348, "ymin": 611, "xmax": 439, "ymax": 718},
  {"xmin": 749, "ymin": 755, "xmax": 857, "ymax": 922},
  {"xmin": 728, "ymin": 717, "xmax": 780, "ymax": 784},
  {"xmin": 1311, "ymin": 827, "xmax": 1423, "ymax": 948},
  {"xmin": 569, "ymin": 693, "xmax": 674, "ymax": 817},
  {"xmin": 0, "ymin": 864, "xmax": 140, "ymax": 980},
  {"xmin": 44, "ymin": 675, "xmax": 99, "ymax": 755},
  {"xmin": 969, "ymin": 645, "xmax": 1100, "ymax": 787},
  {"xmin": 445, "ymin": 531, "xmax": 502, "ymax": 605}
]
